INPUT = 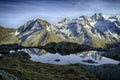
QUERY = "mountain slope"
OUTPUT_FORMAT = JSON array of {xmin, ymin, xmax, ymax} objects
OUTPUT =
[
  {"xmin": 0, "ymin": 26, "xmax": 18, "ymax": 44},
  {"xmin": 1, "ymin": 13, "xmax": 120, "ymax": 48},
  {"xmin": 48, "ymin": 13, "xmax": 120, "ymax": 48},
  {"xmin": 17, "ymin": 19, "xmax": 64, "ymax": 46}
]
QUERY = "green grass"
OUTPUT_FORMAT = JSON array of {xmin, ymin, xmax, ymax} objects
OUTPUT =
[{"xmin": 0, "ymin": 55, "xmax": 100, "ymax": 80}]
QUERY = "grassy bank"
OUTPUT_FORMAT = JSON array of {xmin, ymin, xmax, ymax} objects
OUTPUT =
[{"xmin": 0, "ymin": 55, "xmax": 100, "ymax": 80}]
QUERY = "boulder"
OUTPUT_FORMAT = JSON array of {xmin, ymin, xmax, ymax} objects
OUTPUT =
[
  {"xmin": 9, "ymin": 51, "xmax": 31, "ymax": 59},
  {"xmin": 103, "ymin": 47, "xmax": 120, "ymax": 61}
]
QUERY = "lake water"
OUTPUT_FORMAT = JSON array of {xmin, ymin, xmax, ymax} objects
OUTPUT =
[{"xmin": 23, "ymin": 49, "xmax": 119, "ymax": 66}]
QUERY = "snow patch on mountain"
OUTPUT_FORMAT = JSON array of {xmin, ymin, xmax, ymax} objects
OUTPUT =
[
  {"xmin": 47, "ymin": 13, "xmax": 120, "ymax": 47},
  {"xmin": 16, "ymin": 13, "xmax": 120, "ymax": 48}
]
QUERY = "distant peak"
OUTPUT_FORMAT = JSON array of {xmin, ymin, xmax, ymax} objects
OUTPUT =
[
  {"xmin": 36, "ymin": 18, "xmax": 44, "ymax": 21},
  {"xmin": 91, "ymin": 13, "xmax": 104, "ymax": 21},
  {"xmin": 58, "ymin": 18, "xmax": 71, "ymax": 24},
  {"xmin": 79, "ymin": 16, "xmax": 90, "ymax": 21}
]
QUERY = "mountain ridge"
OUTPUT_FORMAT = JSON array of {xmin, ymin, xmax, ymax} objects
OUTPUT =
[{"xmin": 0, "ymin": 13, "xmax": 120, "ymax": 48}]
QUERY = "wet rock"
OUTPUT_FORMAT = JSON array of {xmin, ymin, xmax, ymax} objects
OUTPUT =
[
  {"xmin": 0, "ymin": 54, "xmax": 3, "ymax": 59},
  {"xmin": 82, "ymin": 59, "xmax": 96, "ymax": 64},
  {"xmin": 54, "ymin": 59, "xmax": 60, "ymax": 62}
]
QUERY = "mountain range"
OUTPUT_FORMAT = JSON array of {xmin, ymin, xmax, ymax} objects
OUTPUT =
[{"xmin": 0, "ymin": 13, "xmax": 120, "ymax": 48}]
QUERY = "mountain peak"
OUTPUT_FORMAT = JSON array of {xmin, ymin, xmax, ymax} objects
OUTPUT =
[
  {"xmin": 58, "ymin": 18, "xmax": 71, "ymax": 24},
  {"xmin": 15, "ymin": 13, "xmax": 120, "ymax": 48},
  {"xmin": 91, "ymin": 13, "xmax": 104, "ymax": 21},
  {"xmin": 18, "ymin": 18, "xmax": 50, "ymax": 33},
  {"xmin": 36, "ymin": 18, "xmax": 50, "ymax": 26}
]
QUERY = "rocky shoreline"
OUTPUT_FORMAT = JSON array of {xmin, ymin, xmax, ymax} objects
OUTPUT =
[
  {"xmin": 81, "ymin": 64, "xmax": 120, "ymax": 80},
  {"xmin": 0, "ymin": 54, "xmax": 100, "ymax": 80},
  {"xmin": 0, "ymin": 42, "xmax": 120, "ymax": 80}
]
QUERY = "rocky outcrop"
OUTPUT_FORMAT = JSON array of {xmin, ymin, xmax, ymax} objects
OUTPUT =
[
  {"xmin": 103, "ymin": 47, "xmax": 120, "ymax": 61},
  {"xmin": 82, "ymin": 64, "xmax": 120, "ymax": 80},
  {"xmin": 43, "ymin": 41, "xmax": 108, "ymax": 55},
  {"xmin": 9, "ymin": 51, "xmax": 31, "ymax": 59},
  {"xmin": 49, "ymin": 13, "xmax": 120, "ymax": 48},
  {"xmin": 0, "ymin": 53, "xmax": 100, "ymax": 80},
  {"xmin": 0, "ymin": 70, "xmax": 18, "ymax": 80},
  {"xmin": 0, "ymin": 42, "xmax": 107, "ymax": 55}
]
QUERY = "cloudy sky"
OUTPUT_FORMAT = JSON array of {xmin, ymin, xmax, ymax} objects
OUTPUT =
[{"xmin": 0, "ymin": 0, "xmax": 120, "ymax": 28}]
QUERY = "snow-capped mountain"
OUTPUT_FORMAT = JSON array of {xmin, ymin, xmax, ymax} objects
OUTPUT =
[
  {"xmin": 17, "ymin": 18, "xmax": 63, "ymax": 47},
  {"xmin": 48, "ymin": 13, "xmax": 120, "ymax": 48},
  {"xmin": 5, "ymin": 13, "xmax": 120, "ymax": 48}
]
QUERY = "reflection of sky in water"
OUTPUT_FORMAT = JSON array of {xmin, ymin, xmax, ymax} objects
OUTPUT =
[{"xmin": 28, "ymin": 50, "xmax": 119, "ymax": 66}]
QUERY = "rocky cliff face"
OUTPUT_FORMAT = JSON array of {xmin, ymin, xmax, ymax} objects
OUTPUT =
[
  {"xmin": 1, "ymin": 13, "xmax": 120, "ymax": 48},
  {"xmin": 17, "ymin": 19, "xmax": 63, "ymax": 46},
  {"xmin": 48, "ymin": 13, "xmax": 120, "ymax": 48}
]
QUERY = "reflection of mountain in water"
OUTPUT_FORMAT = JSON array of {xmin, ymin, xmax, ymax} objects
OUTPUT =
[
  {"xmin": 22, "ymin": 41, "xmax": 107, "ymax": 55},
  {"xmin": 0, "ymin": 43, "xmax": 119, "ymax": 65},
  {"xmin": 23, "ymin": 48, "xmax": 119, "ymax": 65},
  {"xmin": 77, "ymin": 51, "xmax": 102, "ymax": 60}
]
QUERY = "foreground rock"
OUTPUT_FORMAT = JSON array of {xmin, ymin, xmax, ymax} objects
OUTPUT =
[
  {"xmin": 103, "ymin": 44, "xmax": 120, "ymax": 61},
  {"xmin": 9, "ymin": 51, "xmax": 31, "ymax": 59},
  {"xmin": 82, "ymin": 64, "xmax": 120, "ymax": 80},
  {"xmin": 103, "ymin": 48, "xmax": 120, "ymax": 61},
  {"xmin": 0, "ymin": 55, "xmax": 100, "ymax": 80},
  {"xmin": 0, "ymin": 70, "xmax": 18, "ymax": 80},
  {"xmin": 82, "ymin": 59, "xmax": 97, "ymax": 64}
]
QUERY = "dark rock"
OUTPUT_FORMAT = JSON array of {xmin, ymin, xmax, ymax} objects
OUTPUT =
[
  {"xmin": 43, "ymin": 42, "xmax": 57, "ymax": 53},
  {"xmin": 0, "ymin": 54, "xmax": 3, "ymax": 59},
  {"xmin": 67, "ymin": 68, "xmax": 75, "ymax": 74},
  {"xmin": 0, "ymin": 44, "xmax": 19, "ymax": 50},
  {"xmin": 82, "ymin": 64, "xmax": 120, "ymax": 80},
  {"xmin": 73, "ymin": 63, "xmax": 80, "ymax": 66},
  {"xmin": 103, "ymin": 47, "xmax": 120, "ymax": 61},
  {"xmin": 0, "ymin": 70, "xmax": 18, "ymax": 80},
  {"xmin": 43, "ymin": 41, "xmax": 99, "ymax": 55},
  {"xmin": 43, "ymin": 42, "xmax": 57, "ymax": 49},
  {"xmin": 54, "ymin": 59, "xmax": 60, "ymax": 62},
  {"xmin": 9, "ymin": 51, "xmax": 31, "ymax": 59},
  {"xmin": 82, "ymin": 59, "xmax": 96, "ymax": 64},
  {"xmin": 0, "ymin": 56, "xmax": 2, "ymax": 58},
  {"xmin": 43, "ymin": 41, "xmax": 107, "ymax": 55},
  {"xmin": 106, "ymin": 42, "xmax": 120, "ymax": 49},
  {"xmin": 54, "ymin": 41, "xmax": 80, "ymax": 50},
  {"xmin": 0, "ymin": 44, "xmax": 23, "ymax": 54},
  {"xmin": 118, "ymin": 63, "xmax": 120, "ymax": 66},
  {"xmin": 0, "ymin": 74, "xmax": 6, "ymax": 80}
]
